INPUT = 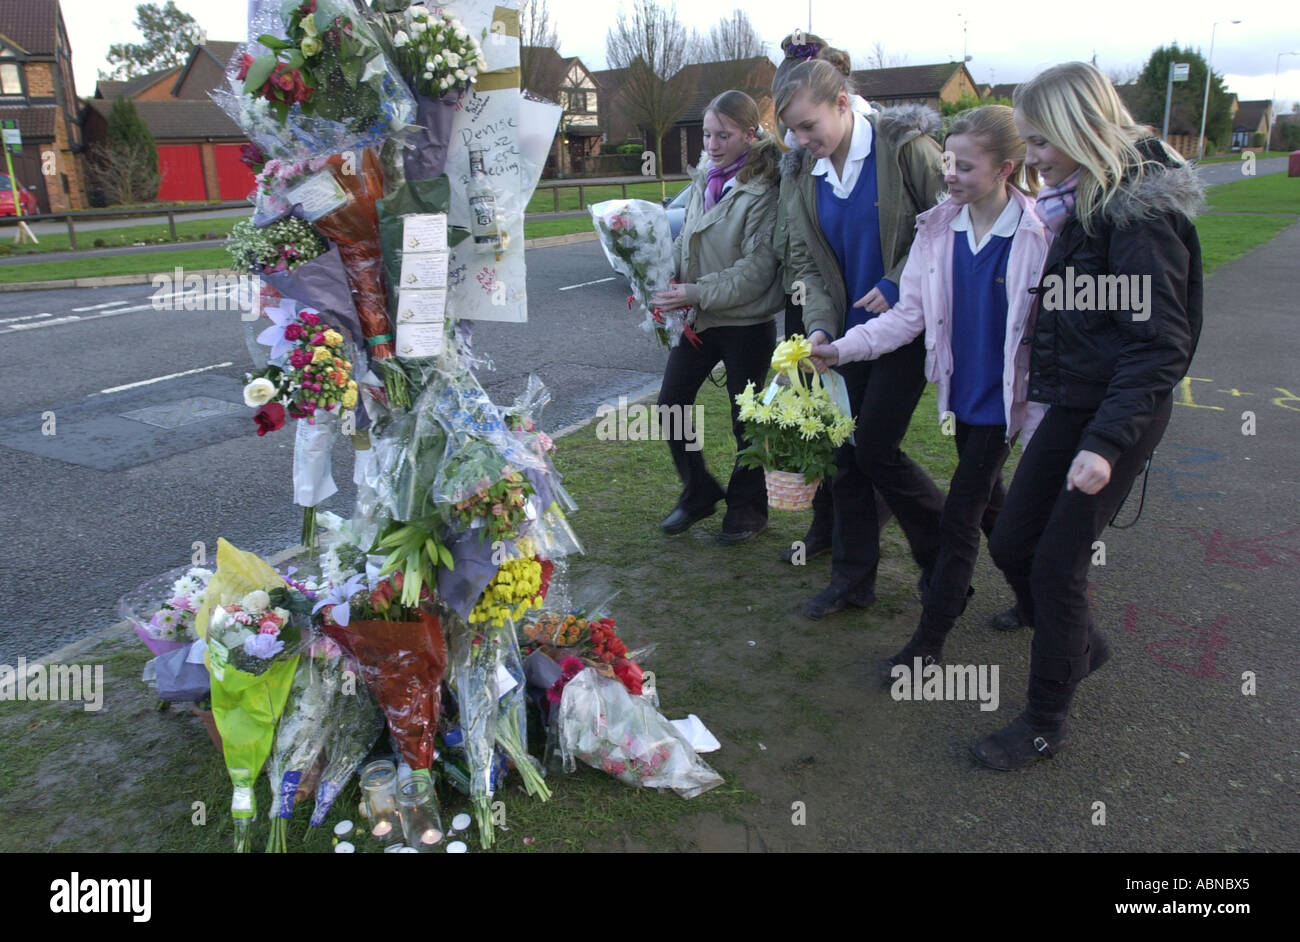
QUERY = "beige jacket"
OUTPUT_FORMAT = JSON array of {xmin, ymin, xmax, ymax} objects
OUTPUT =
[{"xmin": 672, "ymin": 153, "xmax": 783, "ymax": 332}]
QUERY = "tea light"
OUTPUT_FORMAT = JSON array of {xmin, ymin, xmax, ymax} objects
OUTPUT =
[
  {"xmin": 398, "ymin": 846, "xmax": 419, "ymax": 853},
  {"xmin": 450, "ymin": 814, "xmax": 472, "ymax": 833},
  {"xmin": 334, "ymin": 841, "xmax": 355, "ymax": 854},
  {"xmin": 372, "ymin": 820, "xmax": 393, "ymax": 839},
  {"xmin": 446, "ymin": 840, "xmax": 468, "ymax": 853},
  {"xmin": 333, "ymin": 820, "xmax": 354, "ymax": 839},
  {"xmin": 420, "ymin": 828, "xmax": 443, "ymax": 847}
]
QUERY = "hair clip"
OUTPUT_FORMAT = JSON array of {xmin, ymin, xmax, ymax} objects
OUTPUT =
[{"xmin": 788, "ymin": 42, "xmax": 821, "ymax": 61}]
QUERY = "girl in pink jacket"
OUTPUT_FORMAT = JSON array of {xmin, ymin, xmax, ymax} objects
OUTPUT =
[{"xmin": 810, "ymin": 105, "xmax": 1051, "ymax": 679}]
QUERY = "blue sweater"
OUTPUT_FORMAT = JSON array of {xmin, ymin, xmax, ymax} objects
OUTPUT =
[
  {"xmin": 816, "ymin": 152, "xmax": 897, "ymax": 333},
  {"xmin": 949, "ymin": 232, "xmax": 1013, "ymax": 426}
]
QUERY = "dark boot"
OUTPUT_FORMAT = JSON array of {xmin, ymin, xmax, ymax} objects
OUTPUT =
[{"xmin": 970, "ymin": 674, "xmax": 1076, "ymax": 770}]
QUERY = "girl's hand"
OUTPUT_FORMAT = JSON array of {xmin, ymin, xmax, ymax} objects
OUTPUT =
[
  {"xmin": 809, "ymin": 343, "xmax": 839, "ymax": 373},
  {"xmin": 853, "ymin": 287, "xmax": 891, "ymax": 314},
  {"xmin": 1066, "ymin": 450, "xmax": 1112, "ymax": 495},
  {"xmin": 650, "ymin": 284, "xmax": 692, "ymax": 310}
]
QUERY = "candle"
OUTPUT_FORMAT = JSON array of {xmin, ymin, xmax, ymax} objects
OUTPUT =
[
  {"xmin": 451, "ymin": 814, "xmax": 472, "ymax": 833},
  {"xmin": 333, "ymin": 820, "xmax": 354, "ymax": 839},
  {"xmin": 420, "ymin": 828, "xmax": 443, "ymax": 846},
  {"xmin": 372, "ymin": 820, "xmax": 393, "ymax": 838},
  {"xmin": 446, "ymin": 840, "xmax": 468, "ymax": 854},
  {"xmin": 334, "ymin": 841, "xmax": 355, "ymax": 854},
  {"xmin": 383, "ymin": 843, "xmax": 409, "ymax": 854},
  {"xmin": 398, "ymin": 847, "xmax": 419, "ymax": 853}
]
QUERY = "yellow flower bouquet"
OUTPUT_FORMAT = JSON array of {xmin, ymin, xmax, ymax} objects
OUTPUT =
[{"xmin": 735, "ymin": 336, "xmax": 854, "ymax": 508}]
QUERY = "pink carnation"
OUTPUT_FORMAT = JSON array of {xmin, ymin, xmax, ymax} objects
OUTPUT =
[
  {"xmin": 289, "ymin": 349, "xmax": 313, "ymax": 369},
  {"xmin": 284, "ymin": 323, "xmax": 304, "ymax": 341},
  {"xmin": 300, "ymin": 311, "xmax": 321, "ymax": 326}
]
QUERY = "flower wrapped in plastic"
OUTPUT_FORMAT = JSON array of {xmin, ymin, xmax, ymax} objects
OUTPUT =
[
  {"xmin": 494, "ymin": 626, "xmax": 550, "ymax": 800},
  {"xmin": 264, "ymin": 637, "xmax": 344, "ymax": 852},
  {"xmin": 194, "ymin": 539, "xmax": 313, "ymax": 851},
  {"xmin": 590, "ymin": 198, "xmax": 698, "ymax": 348},
  {"xmin": 117, "ymin": 565, "xmax": 214, "ymax": 656},
  {"xmin": 309, "ymin": 663, "xmax": 384, "ymax": 827},
  {"xmin": 558, "ymin": 667, "xmax": 723, "ymax": 799},
  {"xmin": 445, "ymin": 620, "xmax": 500, "ymax": 847}
]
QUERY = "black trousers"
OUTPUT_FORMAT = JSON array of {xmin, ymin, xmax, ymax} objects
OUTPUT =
[
  {"xmin": 657, "ymin": 319, "xmax": 777, "ymax": 527},
  {"xmin": 917, "ymin": 422, "xmax": 1009, "ymax": 639},
  {"xmin": 830, "ymin": 335, "xmax": 945, "ymax": 591},
  {"xmin": 988, "ymin": 394, "xmax": 1173, "ymax": 683}
]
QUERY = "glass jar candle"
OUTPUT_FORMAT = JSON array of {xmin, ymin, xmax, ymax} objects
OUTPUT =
[
  {"xmin": 396, "ymin": 775, "xmax": 444, "ymax": 852},
  {"xmin": 359, "ymin": 760, "xmax": 400, "ymax": 843}
]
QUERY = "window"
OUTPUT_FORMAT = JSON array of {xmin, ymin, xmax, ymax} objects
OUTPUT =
[
  {"xmin": 0, "ymin": 62, "xmax": 21, "ymax": 96},
  {"xmin": 567, "ymin": 91, "xmax": 587, "ymax": 113}
]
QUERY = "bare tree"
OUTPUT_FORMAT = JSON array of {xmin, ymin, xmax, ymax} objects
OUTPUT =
[
  {"xmin": 520, "ymin": 0, "xmax": 567, "ymax": 102},
  {"xmin": 689, "ymin": 10, "xmax": 766, "ymax": 64},
  {"xmin": 862, "ymin": 40, "xmax": 907, "ymax": 70},
  {"xmin": 1106, "ymin": 63, "xmax": 1141, "ymax": 88},
  {"xmin": 605, "ymin": 0, "xmax": 692, "ymax": 181},
  {"xmin": 84, "ymin": 140, "xmax": 162, "ymax": 205}
]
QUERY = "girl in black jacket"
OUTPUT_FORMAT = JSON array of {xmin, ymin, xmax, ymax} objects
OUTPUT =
[{"xmin": 972, "ymin": 62, "xmax": 1204, "ymax": 770}]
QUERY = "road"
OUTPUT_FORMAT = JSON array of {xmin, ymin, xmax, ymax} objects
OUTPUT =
[{"xmin": 0, "ymin": 240, "xmax": 668, "ymax": 661}]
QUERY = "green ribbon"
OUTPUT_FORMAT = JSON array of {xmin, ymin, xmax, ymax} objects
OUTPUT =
[{"xmin": 366, "ymin": 333, "xmax": 394, "ymax": 348}]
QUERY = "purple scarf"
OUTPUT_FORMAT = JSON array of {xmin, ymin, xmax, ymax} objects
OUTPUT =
[
  {"xmin": 1033, "ymin": 168, "xmax": 1081, "ymax": 236},
  {"xmin": 704, "ymin": 152, "xmax": 747, "ymax": 211}
]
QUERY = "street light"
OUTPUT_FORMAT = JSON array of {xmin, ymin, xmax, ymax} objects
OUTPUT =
[
  {"xmin": 1197, "ymin": 18, "xmax": 1241, "ymax": 162},
  {"xmin": 1267, "ymin": 51, "xmax": 1300, "ymax": 155}
]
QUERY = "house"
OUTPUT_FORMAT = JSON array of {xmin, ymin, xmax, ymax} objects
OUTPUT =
[
  {"xmin": 851, "ymin": 62, "xmax": 980, "ymax": 112},
  {"xmin": 0, "ymin": 0, "xmax": 88, "ymax": 211},
  {"xmin": 986, "ymin": 82, "xmax": 1019, "ymax": 102},
  {"xmin": 82, "ymin": 41, "xmax": 254, "ymax": 204},
  {"xmin": 522, "ymin": 47, "xmax": 602, "ymax": 177},
  {"xmin": 596, "ymin": 56, "xmax": 777, "ymax": 177},
  {"xmin": 1231, "ymin": 99, "xmax": 1271, "ymax": 150}
]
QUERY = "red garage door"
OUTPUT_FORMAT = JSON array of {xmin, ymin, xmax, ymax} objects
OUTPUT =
[
  {"xmin": 156, "ymin": 144, "xmax": 205, "ymax": 201},
  {"xmin": 214, "ymin": 143, "xmax": 257, "ymax": 200}
]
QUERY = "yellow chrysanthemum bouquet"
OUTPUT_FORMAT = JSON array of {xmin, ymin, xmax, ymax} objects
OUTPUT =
[{"xmin": 735, "ymin": 336, "xmax": 854, "ymax": 508}]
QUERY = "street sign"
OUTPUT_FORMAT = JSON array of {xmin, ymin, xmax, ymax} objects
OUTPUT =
[
  {"xmin": 0, "ymin": 119, "xmax": 19, "ymax": 155},
  {"xmin": 1172, "ymin": 63, "xmax": 1190, "ymax": 82}
]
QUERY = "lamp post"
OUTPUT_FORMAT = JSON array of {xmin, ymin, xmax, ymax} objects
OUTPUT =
[
  {"xmin": 1197, "ymin": 18, "xmax": 1240, "ymax": 161},
  {"xmin": 1267, "ymin": 51, "xmax": 1300, "ymax": 155}
]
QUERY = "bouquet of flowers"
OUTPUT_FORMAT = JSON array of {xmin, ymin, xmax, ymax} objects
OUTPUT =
[
  {"xmin": 225, "ymin": 216, "xmax": 327, "ymax": 275},
  {"xmin": 590, "ymin": 199, "xmax": 699, "ymax": 348},
  {"xmin": 374, "ymin": 3, "xmax": 487, "ymax": 181},
  {"xmin": 246, "ymin": 304, "xmax": 360, "ymax": 430},
  {"xmin": 494, "ymin": 627, "xmax": 550, "ymax": 801},
  {"xmin": 309, "ymin": 664, "xmax": 385, "ymax": 827},
  {"xmin": 118, "ymin": 566, "xmax": 214, "ymax": 655},
  {"xmin": 558, "ymin": 667, "xmax": 723, "ymax": 799},
  {"xmin": 195, "ymin": 539, "xmax": 313, "ymax": 851},
  {"xmin": 445, "ymin": 625, "xmax": 500, "ymax": 847},
  {"xmin": 468, "ymin": 554, "xmax": 544, "ymax": 628},
  {"xmin": 735, "ymin": 335, "xmax": 855, "ymax": 509}
]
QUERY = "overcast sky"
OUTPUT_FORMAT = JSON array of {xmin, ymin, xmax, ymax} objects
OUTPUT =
[{"xmin": 64, "ymin": 0, "xmax": 1300, "ymax": 113}]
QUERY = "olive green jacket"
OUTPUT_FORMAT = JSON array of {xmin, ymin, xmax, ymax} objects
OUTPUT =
[
  {"xmin": 672, "ymin": 154, "xmax": 783, "ymax": 332},
  {"xmin": 780, "ymin": 103, "xmax": 947, "ymax": 340}
]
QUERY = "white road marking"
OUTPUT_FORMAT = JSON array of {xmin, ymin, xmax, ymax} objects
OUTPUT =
[
  {"xmin": 0, "ymin": 286, "xmax": 248, "ymax": 334},
  {"xmin": 92, "ymin": 361, "xmax": 235, "ymax": 396},
  {"xmin": 558, "ymin": 276, "xmax": 616, "ymax": 291},
  {"xmin": 71, "ymin": 300, "xmax": 132, "ymax": 312},
  {"xmin": 0, "ymin": 312, "xmax": 51, "ymax": 324}
]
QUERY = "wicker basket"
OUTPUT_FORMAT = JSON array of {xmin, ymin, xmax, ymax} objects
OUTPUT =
[{"xmin": 765, "ymin": 469, "xmax": 821, "ymax": 511}]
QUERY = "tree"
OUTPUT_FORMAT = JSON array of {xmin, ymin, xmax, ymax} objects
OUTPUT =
[
  {"xmin": 87, "ymin": 99, "xmax": 160, "ymax": 205},
  {"xmin": 688, "ymin": 10, "xmax": 766, "ymax": 64},
  {"xmin": 863, "ymin": 40, "xmax": 907, "ymax": 70},
  {"xmin": 100, "ymin": 1, "xmax": 205, "ymax": 81},
  {"xmin": 1133, "ymin": 45, "xmax": 1232, "ymax": 151},
  {"xmin": 520, "ymin": 0, "xmax": 567, "ymax": 102},
  {"xmin": 605, "ymin": 0, "xmax": 692, "ymax": 181}
]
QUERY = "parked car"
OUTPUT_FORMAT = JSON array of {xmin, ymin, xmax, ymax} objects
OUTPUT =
[
  {"xmin": 662, "ymin": 184, "xmax": 692, "ymax": 240},
  {"xmin": 0, "ymin": 173, "xmax": 37, "ymax": 216}
]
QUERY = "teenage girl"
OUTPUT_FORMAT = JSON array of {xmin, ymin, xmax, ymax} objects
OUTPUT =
[
  {"xmin": 778, "ymin": 57, "xmax": 948, "ymax": 618},
  {"xmin": 809, "ymin": 105, "xmax": 1051, "ymax": 678},
  {"xmin": 974, "ymin": 63, "xmax": 1204, "ymax": 769},
  {"xmin": 651, "ymin": 90, "xmax": 785, "ymax": 544}
]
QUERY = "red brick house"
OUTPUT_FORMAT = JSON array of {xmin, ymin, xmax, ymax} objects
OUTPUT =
[
  {"xmin": 83, "ymin": 41, "xmax": 254, "ymax": 204},
  {"xmin": 0, "ymin": 0, "xmax": 88, "ymax": 211}
]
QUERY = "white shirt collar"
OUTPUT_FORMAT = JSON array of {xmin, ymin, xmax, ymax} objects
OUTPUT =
[
  {"xmin": 811, "ymin": 104, "xmax": 874, "ymax": 198},
  {"xmin": 949, "ymin": 197, "xmax": 1022, "ymax": 254}
]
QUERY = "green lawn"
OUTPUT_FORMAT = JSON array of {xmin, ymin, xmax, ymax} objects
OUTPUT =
[
  {"xmin": 1, "ymin": 215, "xmax": 244, "ymax": 256},
  {"xmin": 526, "ymin": 179, "xmax": 688, "ymax": 215},
  {"xmin": 1204, "ymin": 171, "xmax": 1300, "ymax": 214},
  {"xmin": 0, "ymin": 247, "xmax": 233, "ymax": 284}
]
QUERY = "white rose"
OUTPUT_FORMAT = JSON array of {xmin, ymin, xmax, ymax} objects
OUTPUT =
[
  {"xmin": 241, "ymin": 589, "xmax": 271, "ymax": 613},
  {"xmin": 423, "ymin": 70, "xmax": 434, "ymax": 80},
  {"xmin": 455, "ymin": 68, "xmax": 466, "ymax": 80},
  {"xmin": 243, "ymin": 377, "xmax": 276, "ymax": 408},
  {"xmin": 393, "ymin": 30, "xmax": 409, "ymax": 47},
  {"xmin": 433, "ymin": 53, "xmax": 443, "ymax": 64}
]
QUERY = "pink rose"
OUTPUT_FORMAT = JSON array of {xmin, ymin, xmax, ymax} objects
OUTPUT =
[
  {"xmin": 300, "ymin": 311, "xmax": 321, "ymax": 326},
  {"xmin": 289, "ymin": 349, "xmax": 313, "ymax": 369},
  {"xmin": 284, "ymin": 323, "xmax": 304, "ymax": 341},
  {"xmin": 310, "ymin": 332, "xmax": 325, "ymax": 346}
]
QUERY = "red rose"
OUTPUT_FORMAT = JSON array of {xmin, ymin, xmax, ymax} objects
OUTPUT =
[
  {"xmin": 253, "ymin": 402, "xmax": 286, "ymax": 436},
  {"xmin": 289, "ymin": 349, "xmax": 313, "ymax": 369},
  {"xmin": 614, "ymin": 659, "xmax": 643, "ymax": 695},
  {"xmin": 300, "ymin": 311, "xmax": 321, "ymax": 326},
  {"xmin": 236, "ymin": 53, "xmax": 255, "ymax": 81}
]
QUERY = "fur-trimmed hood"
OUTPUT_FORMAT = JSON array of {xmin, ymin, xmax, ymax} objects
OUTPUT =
[
  {"xmin": 1101, "ymin": 137, "xmax": 1207, "ymax": 227},
  {"xmin": 779, "ymin": 101, "xmax": 942, "ymax": 178}
]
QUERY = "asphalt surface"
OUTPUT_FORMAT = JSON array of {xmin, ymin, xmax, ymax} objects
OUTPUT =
[{"xmin": 0, "ymin": 239, "xmax": 667, "ymax": 661}]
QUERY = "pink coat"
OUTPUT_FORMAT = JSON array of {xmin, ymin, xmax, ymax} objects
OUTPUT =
[{"xmin": 831, "ymin": 186, "xmax": 1052, "ymax": 445}]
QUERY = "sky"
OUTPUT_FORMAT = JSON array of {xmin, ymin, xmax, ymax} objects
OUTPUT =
[{"xmin": 64, "ymin": 0, "xmax": 1300, "ymax": 114}]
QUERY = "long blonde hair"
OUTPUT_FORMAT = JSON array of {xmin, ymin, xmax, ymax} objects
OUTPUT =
[
  {"xmin": 774, "ymin": 58, "xmax": 854, "ymax": 124},
  {"xmin": 705, "ymin": 90, "xmax": 781, "ymax": 185},
  {"xmin": 1013, "ymin": 61, "xmax": 1177, "ymax": 233},
  {"xmin": 946, "ymin": 104, "xmax": 1039, "ymax": 197}
]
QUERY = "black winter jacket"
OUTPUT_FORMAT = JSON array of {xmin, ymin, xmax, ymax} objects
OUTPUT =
[{"xmin": 1028, "ymin": 137, "xmax": 1205, "ymax": 465}]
